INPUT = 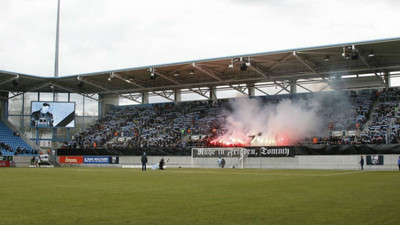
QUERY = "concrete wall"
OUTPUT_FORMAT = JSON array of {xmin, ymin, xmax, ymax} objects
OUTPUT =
[
  {"xmin": 52, "ymin": 155, "xmax": 400, "ymax": 171},
  {"xmin": 99, "ymin": 94, "xmax": 119, "ymax": 118},
  {"xmin": 10, "ymin": 155, "xmax": 399, "ymax": 170},
  {"xmin": 193, "ymin": 155, "xmax": 399, "ymax": 170},
  {"xmin": 13, "ymin": 156, "xmax": 33, "ymax": 167}
]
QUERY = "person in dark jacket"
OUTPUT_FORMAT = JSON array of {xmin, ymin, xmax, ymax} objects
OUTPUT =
[
  {"xmin": 31, "ymin": 103, "xmax": 54, "ymax": 127},
  {"xmin": 141, "ymin": 152, "xmax": 148, "ymax": 171},
  {"xmin": 159, "ymin": 158, "xmax": 165, "ymax": 170},
  {"xmin": 360, "ymin": 156, "xmax": 364, "ymax": 170}
]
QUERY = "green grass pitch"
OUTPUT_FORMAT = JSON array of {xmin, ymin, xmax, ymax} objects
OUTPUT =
[{"xmin": 0, "ymin": 168, "xmax": 399, "ymax": 225}]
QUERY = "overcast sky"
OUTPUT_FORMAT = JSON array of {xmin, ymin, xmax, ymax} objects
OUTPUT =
[{"xmin": 0, "ymin": 0, "xmax": 399, "ymax": 77}]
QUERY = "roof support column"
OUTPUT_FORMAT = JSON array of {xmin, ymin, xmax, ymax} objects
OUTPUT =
[
  {"xmin": 290, "ymin": 79, "xmax": 297, "ymax": 94},
  {"xmin": 0, "ymin": 92, "xmax": 7, "ymax": 120},
  {"xmin": 174, "ymin": 89, "xmax": 181, "ymax": 103},
  {"xmin": 247, "ymin": 83, "xmax": 255, "ymax": 97},
  {"xmin": 210, "ymin": 86, "xmax": 217, "ymax": 105},
  {"xmin": 384, "ymin": 72, "xmax": 389, "ymax": 89},
  {"xmin": 142, "ymin": 92, "xmax": 149, "ymax": 104},
  {"xmin": 98, "ymin": 94, "xmax": 119, "ymax": 119}
]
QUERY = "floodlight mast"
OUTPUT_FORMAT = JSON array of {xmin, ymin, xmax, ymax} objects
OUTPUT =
[{"xmin": 54, "ymin": 0, "xmax": 61, "ymax": 78}]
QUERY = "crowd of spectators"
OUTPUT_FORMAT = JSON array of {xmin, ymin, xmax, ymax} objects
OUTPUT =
[
  {"xmin": 0, "ymin": 142, "xmax": 13, "ymax": 152},
  {"xmin": 0, "ymin": 142, "xmax": 14, "ymax": 155},
  {"xmin": 65, "ymin": 100, "xmax": 230, "ymax": 149},
  {"xmin": 65, "ymin": 88, "xmax": 400, "ymax": 149},
  {"xmin": 310, "ymin": 88, "xmax": 400, "ymax": 145},
  {"xmin": 0, "ymin": 142, "xmax": 38, "ymax": 155},
  {"xmin": 14, "ymin": 147, "xmax": 39, "ymax": 155},
  {"xmin": 360, "ymin": 88, "xmax": 400, "ymax": 144},
  {"xmin": 311, "ymin": 89, "xmax": 376, "ymax": 145}
]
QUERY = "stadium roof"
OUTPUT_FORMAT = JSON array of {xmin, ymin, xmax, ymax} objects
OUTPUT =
[{"xmin": 1, "ymin": 37, "xmax": 400, "ymax": 101}]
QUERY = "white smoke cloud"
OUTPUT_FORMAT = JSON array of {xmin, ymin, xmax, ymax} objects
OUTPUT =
[{"xmin": 214, "ymin": 92, "xmax": 355, "ymax": 146}]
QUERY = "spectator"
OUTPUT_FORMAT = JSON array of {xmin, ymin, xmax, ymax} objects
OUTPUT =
[
  {"xmin": 141, "ymin": 152, "xmax": 148, "ymax": 171},
  {"xmin": 360, "ymin": 156, "xmax": 364, "ymax": 170}
]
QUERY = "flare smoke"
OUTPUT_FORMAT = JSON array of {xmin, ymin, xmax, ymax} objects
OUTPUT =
[{"xmin": 213, "ymin": 92, "xmax": 355, "ymax": 146}]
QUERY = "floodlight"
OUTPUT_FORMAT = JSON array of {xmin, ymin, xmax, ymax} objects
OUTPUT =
[
  {"xmin": 12, "ymin": 79, "xmax": 19, "ymax": 86},
  {"xmin": 368, "ymin": 51, "xmax": 375, "ymax": 57},
  {"xmin": 240, "ymin": 62, "xmax": 247, "ymax": 71}
]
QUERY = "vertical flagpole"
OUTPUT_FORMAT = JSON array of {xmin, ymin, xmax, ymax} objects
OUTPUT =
[{"xmin": 54, "ymin": 0, "xmax": 60, "ymax": 78}]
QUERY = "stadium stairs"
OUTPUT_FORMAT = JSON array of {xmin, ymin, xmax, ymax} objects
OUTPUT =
[
  {"xmin": 109, "ymin": 136, "xmax": 119, "ymax": 144},
  {"xmin": 0, "ymin": 119, "xmax": 40, "ymax": 156},
  {"xmin": 362, "ymin": 100, "xmax": 380, "ymax": 133}
]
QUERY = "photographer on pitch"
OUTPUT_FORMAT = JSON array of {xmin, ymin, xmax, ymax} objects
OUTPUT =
[{"xmin": 159, "ymin": 158, "xmax": 165, "ymax": 170}]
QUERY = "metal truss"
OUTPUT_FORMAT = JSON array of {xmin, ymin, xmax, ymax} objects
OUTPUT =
[
  {"xmin": 153, "ymin": 70, "xmax": 210, "ymax": 99},
  {"xmin": 121, "ymin": 93, "xmax": 142, "ymax": 102},
  {"xmin": 296, "ymin": 83, "xmax": 313, "ymax": 93},
  {"xmin": 152, "ymin": 90, "xmax": 174, "ymax": 101},
  {"xmin": 114, "ymin": 71, "xmax": 175, "ymax": 102},
  {"xmin": 111, "ymin": 72, "xmax": 145, "ymax": 89},
  {"xmin": 52, "ymin": 83, "xmax": 101, "ymax": 102},
  {"xmin": 78, "ymin": 76, "xmax": 141, "ymax": 104},
  {"xmin": 268, "ymin": 53, "xmax": 292, "ymax": 72},
  {"xmin": 192, "ymin": 63, "xmax": 248, "ymax": 96},
  {"xmin": 7, "ymin": 81, "xmax": 53, "ymax": 100},
  {"xmin": 246, "ymin": 59, "xmax": 291, "ymax": 94},
  {"xmin": 293, "ymin": 51, "xmax": 328, "ymax": 82},
  {"xmin": 188, "ymin": 87, "xmax": 210, "ymax": 99},
  {"xmin": 0, "ymin": 74, "xmax": 19, "ymax": 87},
  {"xmin": 254, "ymin": 87, "xmax": 270, "ymax": 96},
  {"xmin": 352, "ymin": 45, "xmax": 387, "ymax": 88},
  {"xmin": 112, "ymin": 64, "xmax": 396, "ymax": 95}
]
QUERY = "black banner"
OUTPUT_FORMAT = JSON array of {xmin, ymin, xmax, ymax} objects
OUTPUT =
[
  {"xmin": 192, "ymin": 148, "xmax": 243, "ymax": 157},
  {"xmin": 245, "ymin": 146, "xmax": 295, "ymax": 157},
  {"xmin": 192, "ymin": 147, "xmax": 295, "ymax": 158},
  {"xmin": 57, "ymin": 144, "xmax": 400, "ymax": 157},
  {"xmin": 366, "ymin": 155, "xmax": 384, "ymax": 165}
]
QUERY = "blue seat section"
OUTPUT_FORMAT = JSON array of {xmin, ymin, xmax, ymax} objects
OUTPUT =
[{"xmin": 0, "ymin": 120, "xmax": 37, "ymax": 156}]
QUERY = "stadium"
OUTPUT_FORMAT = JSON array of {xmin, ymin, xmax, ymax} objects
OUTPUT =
[
  {"xmin": 1, "ymin": 37, "xmax": 400, "ymax": 224},
  {"xmin": 1, "ymin": 37, "xmax": 400, "ymax": 169},
  {"xmin": 1, "ymin": 2, "xmax": 400, "ymax": 223}
]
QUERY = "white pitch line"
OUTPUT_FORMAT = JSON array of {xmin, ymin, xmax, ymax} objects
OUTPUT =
[
  {"xmin": 165, "ymin": 170, "xmax": 366, "ymax": 177},
  {"xmin": 315, "ymin": 171, "xmax": 366, "ymax": 176}
]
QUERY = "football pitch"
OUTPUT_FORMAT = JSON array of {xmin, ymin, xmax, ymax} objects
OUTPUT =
[{"xmin": 0, "ymin": 168, "xmax": 398, "ymax": 225}]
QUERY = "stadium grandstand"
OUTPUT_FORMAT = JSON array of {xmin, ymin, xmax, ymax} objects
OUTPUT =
[{"xmin": 1, "ymin": 37, "xmax": 400, "ymax": 166}]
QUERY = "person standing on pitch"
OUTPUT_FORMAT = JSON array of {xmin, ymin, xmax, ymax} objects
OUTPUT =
[
  {"xmin": 398, "ymin": 156, "xmax": 400, "ymax": 171},
  {"xmin": 159, "ymin": 158, "xmax": 165, "ymax": 170},
  {"xmin": 359, "ymin": 156, "xmax": 364, "ymax": 170},
  {"xmin": 221, "ymin": 158, "xmax": 226, "ymax": 168},
  {"xmin": 217, "ymin": 157, "xmax": 222, "ymax": 168},
  {"xmin": 141, "ymin": 152, "xmax": 148, "ymax": 171}
]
